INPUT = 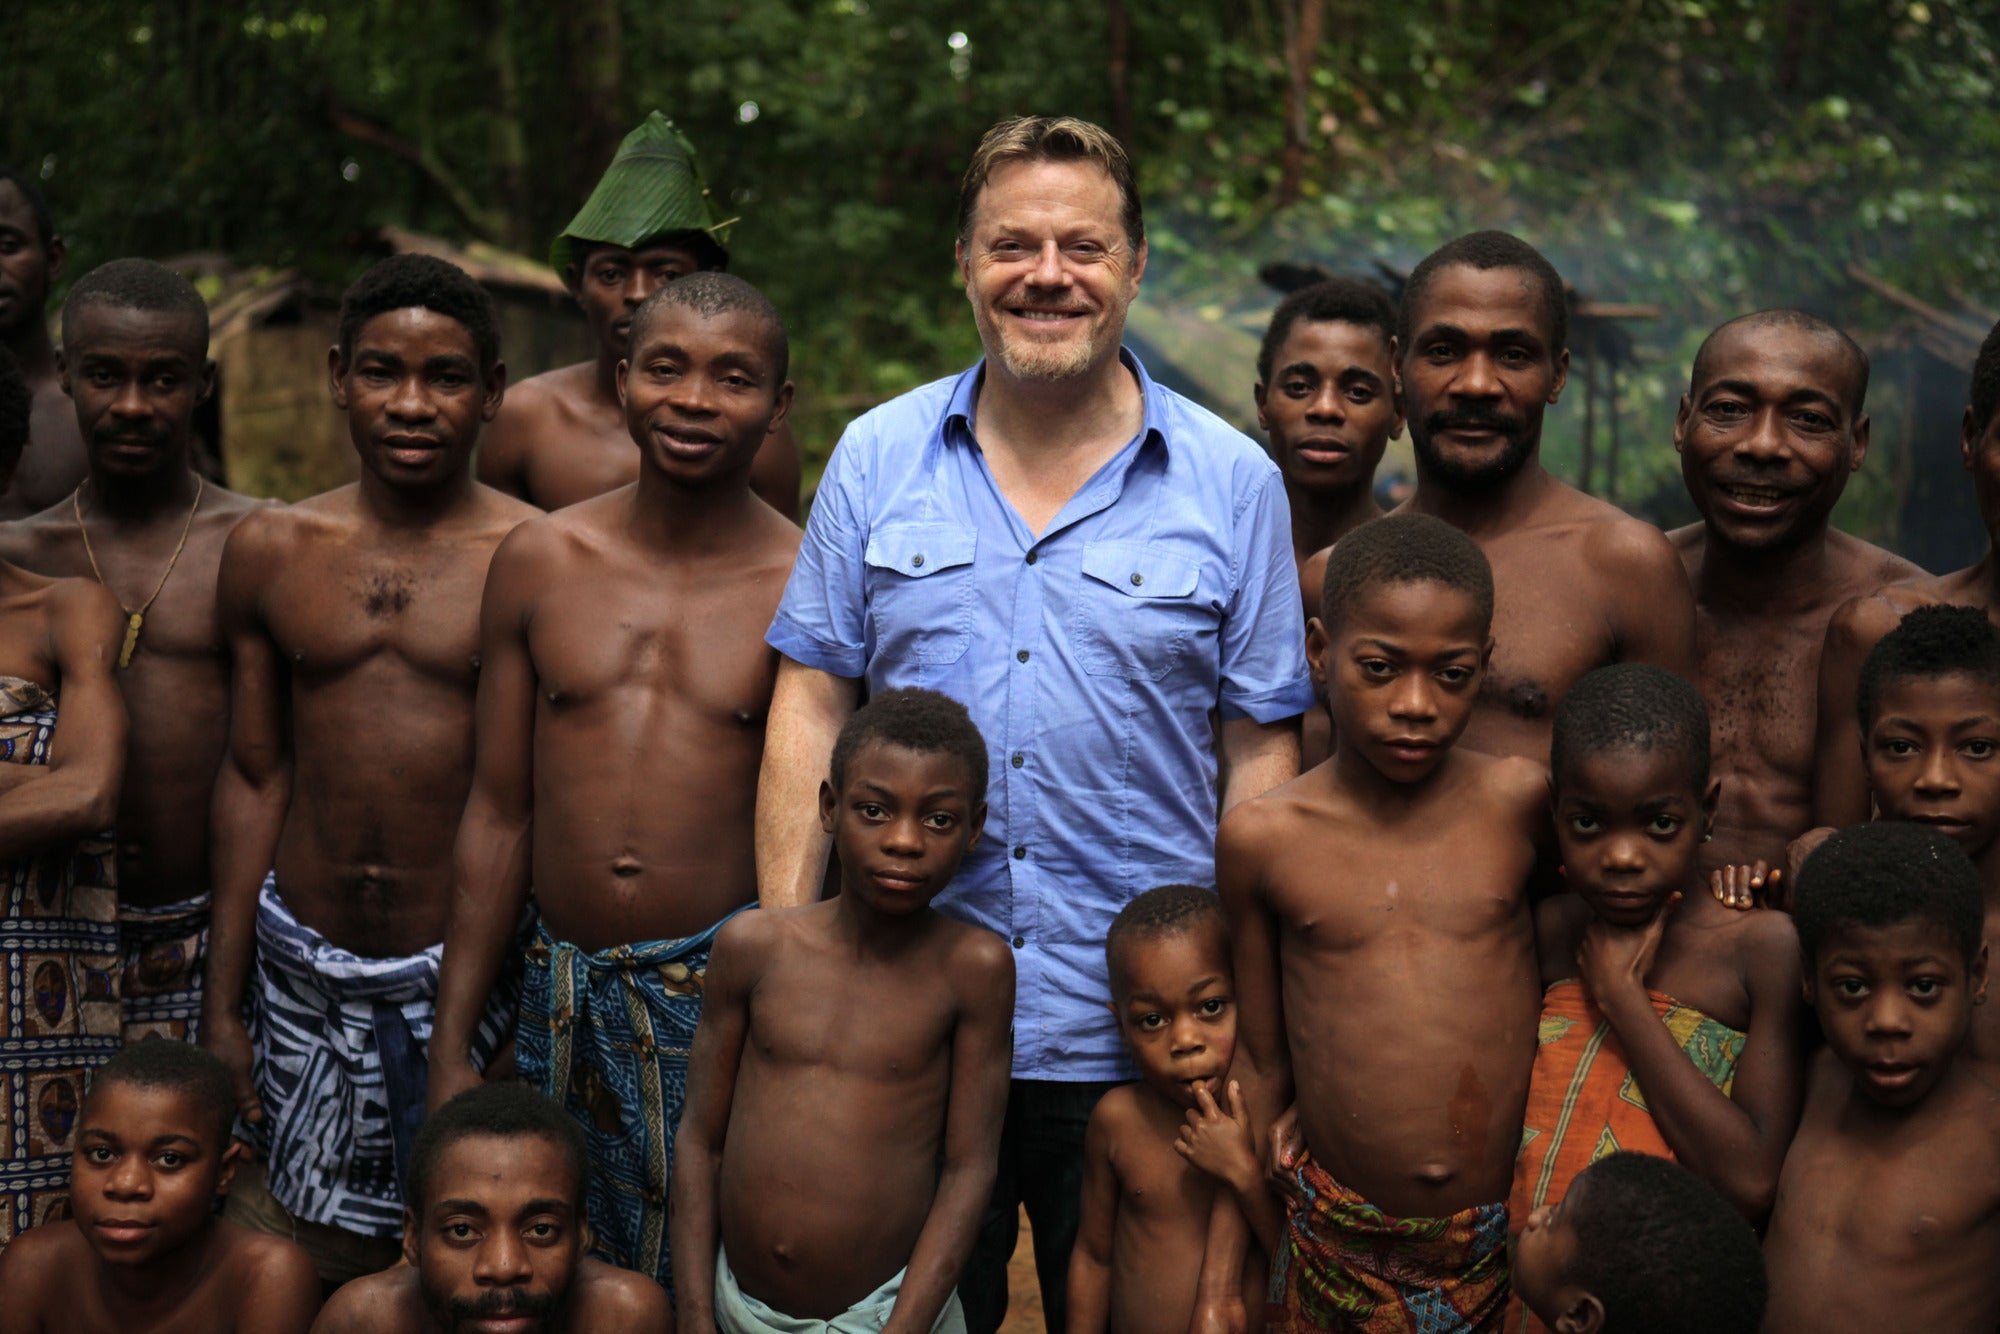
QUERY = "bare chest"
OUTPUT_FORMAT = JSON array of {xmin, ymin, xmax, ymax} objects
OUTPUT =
[
  {"xmin": 58, "ymin": 526, "xmax": 230, "ymax": 662},
  {"xmin": 1479, "ymin": 549, "xmax": 1615, "ymax": 728},
  {"xmin": 1695, "ymin": 607, "xmax": 1827, "ymax": 779},
  {"xmin": 748, "ymin": 964, "xmax": 957, "ymax": 1080},
  {"xmin": 1268, "ymin": 827, "xmax": 1533, "ymax": 952},
  {"xmin": 265, "ymin": 544, "xmax": 491, "ymax": 683},
  {"xmin": 1779, "ymin": 1120, "xmax": 2000, "ymax": 1258}
]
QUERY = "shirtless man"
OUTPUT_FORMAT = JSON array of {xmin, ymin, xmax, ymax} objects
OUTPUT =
[
  {"xmin": 476, "ymin": 112, "xmax": 800, "ymax": 519},
  {"xmin": 0, "ymin": 258, "xmax": 263, "ymax": 1045},
  {"xmin": 1394, "ymin": 230, "xmax": 1695, "ymax": 762},
  {"xmin": 430, "ymin": 272, "xmax": 801, "ymax": 1290},
  {"xmin": 1667, "ymin": 311, "xmax": 1920, "ymax": 889},
  {"xmin": 200, "ymin": 254, "xmax": 537, "ymax": 1289},
  {"xmin": 1813, "ymin": 316, "xmax": 2000, "ymax": 830},
  {"xmin": 0, "ymin": 168, "xmax": 87, "ymax": 519}
]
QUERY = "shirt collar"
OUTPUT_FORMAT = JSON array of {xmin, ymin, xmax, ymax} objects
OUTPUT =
[{"xmin": 939, "ymin": 345, "xmax": 1167, "ymax": 458}]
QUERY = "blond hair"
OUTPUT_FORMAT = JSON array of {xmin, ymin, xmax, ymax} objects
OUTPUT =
[{"xmin": 955, "ymin": 116, "xmax": 1144, "ymax": 250}]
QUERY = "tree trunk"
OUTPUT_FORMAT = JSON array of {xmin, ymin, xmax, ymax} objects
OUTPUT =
[
  {"xmin": 471, "ymin": 0, "xmax": 532, "ymax": 252},
  {"xmin": 1108, "ymin": 0, "xmax": 1133, "ymax": 144},
  {"xmin": 1277, "ymin": 0, "xmax": 1326, "ymax": 206},
  {"xmin": 563, "ymin": 0, "xmax": 625, "ymax": 209}
]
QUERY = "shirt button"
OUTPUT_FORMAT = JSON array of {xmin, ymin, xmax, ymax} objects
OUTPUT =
[
  {"xmin": 1012, "ymin": 935, "xmax": 1025, "ymax": 949},
  {"xmin": 1129, "ymin": 572, "xmax": 1144, "ymax": 587},
  {"xmin": 1025, "ymin": 552, "xmax": 1038, "ymax": 565},
  {"xmin": 1011, "ymin": 752, "xmax": 1024, "ymax": 768},
  {"xmin": 1017, "ymin": 650, "xmax": 1030, "ymax": 663},
  {"xmin": 911, "ymin": 554, "xmax": 925, "ymax": 568},
  {"xmin": 1013, "ymin": 845, "xmax": 1027, "ymax": 860}
]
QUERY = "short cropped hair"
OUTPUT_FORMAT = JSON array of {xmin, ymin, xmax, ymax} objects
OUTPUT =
[
  {"xmin": 1551, "ymin": 664, "xmax": 1712, "ymax": 791},
  {"xmin": 408, "ymin": 1084, "xmax": 589, "ymax": 1215},
  {"xmin": 0, "ymin": 345, "xmax": 30, "ymax": 477},
  {"xmin": 0, "ymin": 167, "xmax": 54, "ymax": 248},
  {"xmin": 1105, "ymin": 883, "xmax": 1225, "ymax": 993},
  {"xmin": 1257, "ymin": 278, "xmax": 1397, "ymax": 384},
  {"xmin": 1857, "ymin": 604, "xmax": 2000, "ymax": 732},
  {"xmin": 61, "ymin": 258, "xmax": 209, "ymax": 353},
  {"xmin": 629, "ymin": 270, "xmax": 789, "ymax": 381},
  {"xmin": 956, "ymin": 116, "xmax": 1143, "ymax": 252},
  {"xmin": 1971, "ymin": 317, "xmax": 2000, "ymax": 436},
  {"xmin": 338, "ymin": 253, "xmax": 500, "ymax": 374},
  {"xmin": 1564, "ymin": 1152, "xmax": 1766, "ymax": 1334},
  {"xmin": 1690, "ymin": 309, "xmax": 1870, "ymax": 418},
  {"xmin": 1398, "ymin": 230, "xmax": 1567, "ymax": 354},
  {"xmin": 1792, "ymin": 821, "xmax": 1985, "ymax": 967},
  {"xmin": 1319, "ymin": 512, "xmax": 1494, "ymax": 631},
  {"xmin": 829, "ymin": 687, "xmax": 989, "ymax": 806},
  {"xmin": 87, "ymin": 1040, "xmax": 236, "ymax": 1145}
]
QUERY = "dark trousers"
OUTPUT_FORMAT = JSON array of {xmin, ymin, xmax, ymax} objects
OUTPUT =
[{"xmin": 959, "ymin": 1077, "xmax": 1119, "ymax": 1334}]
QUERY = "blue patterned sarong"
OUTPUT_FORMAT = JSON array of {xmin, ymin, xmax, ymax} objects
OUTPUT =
[
  {"xmin": 119, "ymin": 892, "xmax": 209, "ymax": 1043},
  {"xmin": 248, "ymin": 876, "xmax": 522, "ymax": 1237},
  {"xmin": 516, "ymin": 907, "xmax": 746, "ymax": 1290},
  {"xmin": 0, "ymin": 677, "xmax": 120, "ymax": 1249}
]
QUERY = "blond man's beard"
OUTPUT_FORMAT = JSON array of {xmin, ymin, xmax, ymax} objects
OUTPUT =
[{"xmin": 972, "ymin": 301, "xmax": 1112, "ymax": 383}]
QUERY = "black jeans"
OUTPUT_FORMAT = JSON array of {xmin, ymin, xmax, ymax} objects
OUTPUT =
[{"xmin": 959, "ymin": 1077, "xmax": 1120, "ymax": 1334}]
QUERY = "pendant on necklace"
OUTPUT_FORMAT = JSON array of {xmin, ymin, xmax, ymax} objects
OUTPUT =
[{"xmin": 118, "ymin": 611, "xmax": 142, "ymax": 670}]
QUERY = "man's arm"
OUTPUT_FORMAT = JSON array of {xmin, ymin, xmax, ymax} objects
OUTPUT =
[
  {"xmin": 882, "ymin": 932, "xmax": 1015, "ymax": 1334},
  {"xmin": 429, "ymin": 528, "xmax": 542, "ymax": 1110},
  {"xmin": 202, "ymin": 517, "xmax": 292, "ymax": 1123},
  {"xmin": 1602, "ymin": 521, "xmax": 1698, "ymax": 679},
  {"xmin": 754, "ymin": 658, "xmax": 860, "ymax": 908},
  {"xmin": 670, "ymin": 916, "xmax": 762, "ymax": 1334},
  {"xmin": 1066, "ymin": 1099, "xmax": 1120, "ymax": 1334},
  {"xmin": 1217, "ymin": 716, "xmax": 1298, "ymax": 814},
  {"xmin": 1812, "ymin": 592, "xmax": 1908, "ymax": 829},
  {"xmin": 0, "ymin": 580, "xmax": 124, "ymax": 858}
]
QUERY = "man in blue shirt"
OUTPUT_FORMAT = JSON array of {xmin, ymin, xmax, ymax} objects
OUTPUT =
[{"xmin": 758, "ymin": 116, "xmax": 1311, "ymax": 1333}]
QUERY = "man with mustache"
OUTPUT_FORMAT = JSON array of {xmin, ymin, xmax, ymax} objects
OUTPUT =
[
  {"xmin": 476, "ymin": 112, "xmax": 801, "ymax": 520},
  {"xmin": 1394, "ymin": 230, "xmax": 1695, "ymax": 762},
  {"xmin": 1668, "ymin": 311, "xmax": 1918, "ymax": 894},
  {"xmin": 0, "ymin": 167, "xmax": 88, "ymax": 520},
  {"xmin": 200, "ymin": 255, "xmax": 537, "ymax": 1290},
  {"xmin": 0, "ymin": 258, "xmax": 263, "ymax": 1046},
  {"xmin": 756, "ymin": 116, "xmax": 1311, "ymax": 1334}
]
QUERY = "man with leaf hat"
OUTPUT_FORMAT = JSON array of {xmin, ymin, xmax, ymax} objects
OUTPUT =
[{"xmin": 477, "ymin": 112, "xmax": 801, "ymax": 518}]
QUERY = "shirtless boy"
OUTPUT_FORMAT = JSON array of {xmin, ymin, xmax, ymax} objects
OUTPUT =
[
  {"xmin": 1510, "ymin": 665, "xmax": 1802, "ymax": 1330},
  {"xmin": 672, "ymin": 688, "xmax": 1013, "ymax": 1333},
  {"xmin": 0, "ymin": 258, "xmax": 265, "ymax": 1045},
  {"xmin": 1225, "ymin": 513, "xmax": 1545, "ymax": 1329},
  {"xmin": 1815, "ymin": 317, "xmax": 2000, "ymax": 829},
  {"xmin": 0, "ymin": 167, "xmax": 87, "ymax": 518},
  {"xmin": 476, "ymin": 112, "xmax": 799, "ymax": 518},
  {"xmin": 1668, "ymin": 311, "xmax": 1919, "ymax": 888},
  {"xmin": 431, "ymin": 272, "xmax": 802, "ymax": 1288},
  {"xmin": 201, "ymin": 255, "xmax": 537, "ymax": 1286},
  {"xmin": 1394, "ymin": 231, "xmax": 1694, "ymax": 762},
  {"xmin": 1763, "ymin": 822, "xmax": 2000, "ymax": 1333},
  {"xmin": 0, "ymin": 1041, "xmax": 319, "ymax": 1334},
  {"xmin": 311, "ymin": 1084, "xmax": 672, "ymax": 1334},
  {"xmin": 1070, "ymin": 884, "xmax": 1273, "ymax": 1334}
]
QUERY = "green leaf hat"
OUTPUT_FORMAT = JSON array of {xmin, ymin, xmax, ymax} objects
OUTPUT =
[{"xmin": 550, "ymin": 112, "xmax": 734, "ymax": 276}]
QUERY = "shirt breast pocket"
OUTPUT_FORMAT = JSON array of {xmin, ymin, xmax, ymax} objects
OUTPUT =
[
  {"xmin": 1070, "ymin": 540, "xmax": 1202, "ymax": 681},
  {"xmin": 864, "ymin": 523, "xmax": 978, "ymax": 666}
]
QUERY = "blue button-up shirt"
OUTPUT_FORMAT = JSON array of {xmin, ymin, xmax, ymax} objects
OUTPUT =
[{"xmin": 769, "ymin": 350, "xmax": 1313, "ymax": 1080}]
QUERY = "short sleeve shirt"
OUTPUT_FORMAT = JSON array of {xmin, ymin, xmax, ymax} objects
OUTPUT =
[{"xmin": 769, "ymin": 350, "xmax": 1312, "ymax": 1080}]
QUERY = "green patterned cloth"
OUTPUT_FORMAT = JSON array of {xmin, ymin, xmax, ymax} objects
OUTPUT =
[{"xmin": 551, "ymin": 112, "xmax": 733, "ymax": 275}]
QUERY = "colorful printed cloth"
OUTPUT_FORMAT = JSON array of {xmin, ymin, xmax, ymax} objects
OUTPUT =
[
  {"xmin": 0, "ymin": 678, "xmax": 120, "ymax": 1249},
  {"xmin": 248, "ymin": 875, "xmax": 520, "ymax": 1237},
  {"xmin": 1504, "ymin": 979, "xmax": 1747, "ymax": 1333},
  {"xmin": 715, "ymin": 1246, "xmax": 967, "ymax": 1334},
  {"xmin": 118, "ymin": 892, "xmax": 209, "ymax": 1043},
  {"xmin": 516, "ymin": 907, "xmax": 747, "ymax": 1290},
  {"xmin": 1266, "ymin": 1155, "xmax": 1509, "ymax": 1334}
]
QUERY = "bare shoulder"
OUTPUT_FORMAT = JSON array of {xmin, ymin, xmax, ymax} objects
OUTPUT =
[
  {"xmin": 49, "ymin": 567, "xmax": 125, "ymax": 631},
  {"xmin": 221, "ymin": 1219, "xmax": 322, "ymax": 1299},
  {"xmin": 712, "ymin": 900, "xmax": 790, "ymax": 963},
  {"xmin": 467, "ymin": 481, "xmax": 544, "ymax": 532},
  {"xmin": 1825, "ymin": 529, "xmax": 1926, "ymax": 599},
  {"xmin": 0, "ymin": 501, "xmax": 71, "ymax": 564},
  {"xmin": 1573, "ymin": 494, "xmax": 1683, "ymax": 580},
  {"xmin": 1461, "ymin": 749, "xmax": 1552, "ymax": 818},
  {"xmin": 935, "ymin": 915, "xmax": 1015, "ymax": 990},
  {"xmin": 487, "ymin": 504, "xmax": 595, "ymax": 586},
  {"xmin": 202, "ymin": 483, "xmax": 276, "ymax": 523},
  {"xmin": 1665, "ymin": 518, "xmax": 1705, "ymax": 573},
  {"xmin": 1089, "ymin": 1081, "xmax": 1146, "ymax": 1139},
  {"xmin": 574, "ymin": 1258, "xmax": 672, "ymax": 1331},
  {"xmin": 312, "ymin": 1264, "xmax": 418, "ymax": 1332},
  {"xmin": 0, "ymin": 1218, "xmax": 78, "ymax": 1303},
  {"xmin": 1824, "ymin": 578, "xmax": 1943, "ymax": 656}
]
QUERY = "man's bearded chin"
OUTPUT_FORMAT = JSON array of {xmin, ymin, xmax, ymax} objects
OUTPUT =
[
  {"xmin": 974, "ymin": 300, "xmax": 1109, "ymax": 384},
  {"xmin": 427, "ymin": 1282, "xmax": 571, "ymax": 1333},
  {"xmin": 1411, "ymin": 409, "xmax": 1537, "ymax": 492}
]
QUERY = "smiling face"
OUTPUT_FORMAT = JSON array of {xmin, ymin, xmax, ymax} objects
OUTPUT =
[
  {"xmin": 1809, "ymin": 920, "xmax": 1987, "ymax": 1108},
  {"xmin": 1257, "ymin": 319, "xmax": 1402, "ymax": 497},
  {"xmin": 1676, "ymin": 322, "xmax": 1867, "ymax": 552},
  {"xmin": 617, "ymin": 302, "xmax": 791, "ymax": 488},
  {"xmin": 570, "ymin": 240, "xmax": 707, "ymax": 364},
  {"xmin": 1865, "ymin": 673, "xmax": 2000, "ymax": 861},
  {"xmin": 1310, "ymin": 578, "xmax": 1490, "ymax": 783},
  {"xmin": 409, "ymin": 1133, "xmax": 586, "ymax": 1334},
  {"xmin": 821, "ymin": 739, "xmax": 986, "ymax": 916},
  {"xmin": 0, "ymin": 181, "xmax": 59, "ymax": 341},
  {"xmin": 1554, "ymin": 746, "xmax": 1714, "ymax": 928},
  {"xmin": 957, "ymin": 157, "xmax": 1145, "ymax": 385},
  {"xmin": 69, "ymin": 1080, "xmax": 236, "ymax": 1267},
  {"xmin": 1401, "ymin": 264, "xmax": 1567, "ymax": 493},
  {"xmin": 60, "ymin": 303, "xmax": 212, "ymax": 482},
  {"xmin": 332, "ymin": 306, "xmax": 501, "ymax": 491},
  {"xmin": 1110, "ymin": 919, "xmax": 1237, "ymax": 1111}
]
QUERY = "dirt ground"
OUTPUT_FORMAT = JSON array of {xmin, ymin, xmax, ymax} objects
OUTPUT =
[{"xmin": 1001, "ymin": 1206, "xmax": 1048, "ymax": 1333}]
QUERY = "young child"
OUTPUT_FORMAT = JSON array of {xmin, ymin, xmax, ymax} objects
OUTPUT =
[
  {"xmin": 312, "ymin": 1083, "xmax": 672, "ymax": 1334},
  {"xmin": 1762, "ymin": 821, "xmax": 2000, "ymax": 1332},
  {"xmin": 1510, "ymin": 1151, "xmax": 1765, "ymax": 1334},
  {"xmin": 670, "ymin": 687, "xmax": 1014, "ymax": 1334},
  {"xmin": 1068, "ymin": 884, "xmax": 1276, "ymax": 1334},
  {"xmin": 1224, "ymin": 513, "xmax": 1547, "ymax": 1330},
  {"xmin": 0, "ymin": 1040, "xmax": 319, "ymax": 1333}
]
